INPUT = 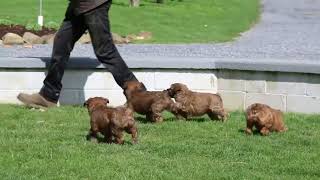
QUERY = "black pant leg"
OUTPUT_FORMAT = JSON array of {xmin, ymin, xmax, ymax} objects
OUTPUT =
[
  {"xmin": 40, "ymin": 5, "xmax": 87, "ymax": 102},
  {"xmin": 83, "ymin": 2, "xmax": 137, "ymax": 89}
]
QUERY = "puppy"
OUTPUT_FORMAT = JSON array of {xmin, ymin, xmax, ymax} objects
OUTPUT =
[
  {"xmin": 245, "ymin": 103, "xmax": 287, "ymax": 136},
  {"xmin": 167, "ymin": 83, "xmax": 227, "ymax": 121},
  {"xmin": 123, "ymin": 81, "xmax": 179, "ymax": 123},
  {"xmin": 84, "ymin": 97, "xmax": 138, "ymax": 144}
]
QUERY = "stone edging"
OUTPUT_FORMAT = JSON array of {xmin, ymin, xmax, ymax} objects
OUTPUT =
[
  {"xmin": 0, "ymin": 57, "xmax": 319, "ymax": 75},
  {"xmin": 1, "ymin": 31, "xmax": 152, "ymax": 46}
]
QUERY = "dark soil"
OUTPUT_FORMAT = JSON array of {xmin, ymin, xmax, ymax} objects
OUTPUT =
[{"xmin": 0, "ymin": 24, "xmax": 57, "ymax": 38}]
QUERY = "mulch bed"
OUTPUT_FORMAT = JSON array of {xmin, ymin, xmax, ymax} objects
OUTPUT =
[{"xmin": 0, "ymin": 24, "xmax": 57, "ymax": 38}]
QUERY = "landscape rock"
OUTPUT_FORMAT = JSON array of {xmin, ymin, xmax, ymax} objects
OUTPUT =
[
  {"xmin": 77, "ymin": 33, "xmax": 91, "ymax": 44},
  {"xmin": 126, "ymin": 34, "xmax": 137, "ymax": 42},
  {"xmin": 112, "ymin": 33, "xmax": 129, "ymax": 44},
  {"xmin": 41, "ymin": 34, "xmax": 55, "ymax": 44},
  {"xmin": 23, "ymin": 32, "xmax": 44, "ymax": 44},
  {"xmin": 137, "ymin": 31, "xmax": 152, "ymax": 40},
  {"xmin": 2, "ymin": 33, "xmax": 24, "ymax": 45},
  {"xmin": 3, "ymin": 45, "xmax": 13, "ymax": 48},
  {"xmin": 23, "ymin": 43, "xmax": 33, "ymax": 48}
]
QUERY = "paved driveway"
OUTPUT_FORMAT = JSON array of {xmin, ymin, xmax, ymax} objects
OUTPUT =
[{"xmin": 1, "ymin": 0, "xmax": 319, "ymax": 61}]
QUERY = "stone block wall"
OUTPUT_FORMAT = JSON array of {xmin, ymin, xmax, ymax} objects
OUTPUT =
[
  {"xmin": 1, "ymin": 67, "xmax": 320, "ymax": 114},
  {"xmin": 0, "ymin": 69, "xmax": 217, "ymax": 107},
  {"xmin": 217, "ymin": 70, "xmax": 320, "ymax": 113}
]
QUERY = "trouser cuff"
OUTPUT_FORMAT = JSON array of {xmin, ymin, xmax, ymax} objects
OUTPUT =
[{"xmin": 39, "ymin": 86, "xmax": 59, "ymax": 103}]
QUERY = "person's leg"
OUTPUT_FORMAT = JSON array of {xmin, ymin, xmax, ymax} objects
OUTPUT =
[
  {"xmin": 40, "ymin": 8, "xmax": 88, "ymax": 102},
  {"xmin": 18, "ymin": 5, "xmax": 87, "ymax": 107},
  {"xmin": 84, "ymin": 1, "xmax": 138, "ymax": 89}
]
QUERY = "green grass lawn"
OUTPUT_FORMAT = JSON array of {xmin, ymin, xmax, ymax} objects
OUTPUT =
[
  {"xmin": 0, "ymin": 104, "xmax": 319, "ymax": 179},
  {"xmin": 0, "ymin": 0, "xmax": 260, "ymax": 43}
]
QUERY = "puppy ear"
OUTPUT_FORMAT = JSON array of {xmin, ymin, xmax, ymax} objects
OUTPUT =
[
  {"xmin": 139, "ymin": 82, "xmax": 147, "ymax": 91},
  {"xmin": 122, "ymin": 82, "xmax": 128, "ymax": 90},
  {"xmin": 175, "ymin": 85, "xmax": 182, "ymax": 92},
  {"xmin": 83, "ymin": 101, "xmax": 88, "ymax": 107},
  {"xmin": 180, "ymin": 84, "xmax": 189, "ymax": 91}
]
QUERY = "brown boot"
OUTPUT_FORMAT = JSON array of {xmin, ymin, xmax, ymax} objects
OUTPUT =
[{"xmin": 17, "ymin": 93, "xmax": 57, "ymax": 109}]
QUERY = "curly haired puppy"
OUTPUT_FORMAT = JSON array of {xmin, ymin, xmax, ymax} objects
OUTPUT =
[
  {"xmin": 123, "ymin": 81, "xmax": 179, "ymax": 123},
  {"xmin": 84, "ymin": 97, "xmax": 138, "ymax": 144},
  {"xmin": 167, "ymin": 83, "xmax": 227, "ymax": 121},
  {"xmin": 245, "ymin": 103, "xmax": 287, "ymax": 136}
]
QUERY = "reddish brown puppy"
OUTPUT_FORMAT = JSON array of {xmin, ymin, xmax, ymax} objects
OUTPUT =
[
  {"xmin": 84, "ymin": 97, "xmax": 138, "ymax": 144},
  {"xmin": 167, "ymin": 83, "xmax": 227, "ymax": 121},
  {"xmin": 123, "ymin": 81, "xmax": 179, "ymax": 123},
  {"xmin": 245, "ymin": 103, "xmax": 287, "ymax": 136}
]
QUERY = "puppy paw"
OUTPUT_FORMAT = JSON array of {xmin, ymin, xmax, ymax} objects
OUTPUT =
[
  {"xmin": 278, "ymin": 127, "xmax": 288, "ymax": 133},
  {"xmin": 132, "ymin": 139, "xmax": 138, "ymax": 144},
  {"xmin": 219, "ymin": 115, "xmax": 228, "ymax": 122},
  {"xmin": 87, "ymin": 136, "xmax": 99, "ymax": 143},
  {"xmin": 245, "ymin": 128, "xmax": 253, "ymax": 135},
  {"xmin": 260, "ymin": 129, "xmax": 270, "ymax": 136},
  {"xmin": 152, "ymin": 116, "xmax": 163, "ymax": 123},
  {"xmin": 223, "ymin": 112, "xmax": 230, "ymax": 121},
  {"xmin": 175, "ymin": 115, "xmax": 185, "ymax": 121}
]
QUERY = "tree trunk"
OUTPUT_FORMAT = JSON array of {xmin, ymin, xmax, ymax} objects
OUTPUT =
[{"xmin": 129, "ymin": 0, "xmax": 140, "ymax": 7}]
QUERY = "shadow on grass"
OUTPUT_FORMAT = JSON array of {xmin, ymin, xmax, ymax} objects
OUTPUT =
[
  {"xmin": 84, "ymin": 134, "xmax": 136, "ymax": 145},
  {"xmin": 238, "ymin": 129, "xmax": 261, "ymax": 135},
  {"xmin": 112, "ymin": 1, "xmax": 148, "ymax": 7},
  {"xmin": 185, "ymin": 117, "xmax": 209, "ymax": 122},
  {"xmin": 134, "ymin": 116, "xmax": 149, "ymax": 124},
  {"xmin": 134, "ymin": 115, "xmax": 178, "ymax": 124},
  {"xmin": 134, "ymin": 115, "xmax": 213, "ymax": 123}
]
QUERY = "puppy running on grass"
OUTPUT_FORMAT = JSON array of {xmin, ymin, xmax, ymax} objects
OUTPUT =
[
  {"xmin": 245, "ymin": 103, "xmax": 287, "ymax": 136},
  {"xmin": 84, "ymin": 97, "xmax": 138, "ymax": 144},
  {"xmin": 123, "ymin": 81, "xmax": 180, "ymax": 123},
  {"xmin": 167, "ymin": 83, "xmax": 227, "ymax": 121}
]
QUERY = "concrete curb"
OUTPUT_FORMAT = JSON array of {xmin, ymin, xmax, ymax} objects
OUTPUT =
[{"xmin": 0, "ymin": 56, "xmax": 319, "ymax": 74}]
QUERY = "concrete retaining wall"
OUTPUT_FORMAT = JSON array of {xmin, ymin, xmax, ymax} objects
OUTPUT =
[
  {"xmin": 217, "ymin": 70, "xmax": 320, "ymax": 113},
  {"xmin": 0, "ymin": 69, "xmax": 217, "ymax": 107},
  {"xmin": 0, "ymin": 57, "xmax": 320, "ymax": 114}
]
